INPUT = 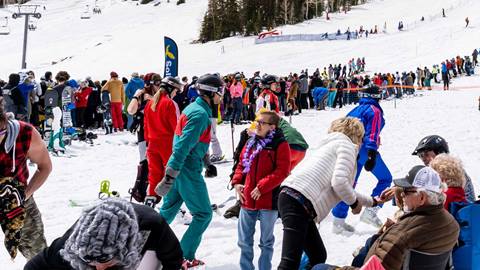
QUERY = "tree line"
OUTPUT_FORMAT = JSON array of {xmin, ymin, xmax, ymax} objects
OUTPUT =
[{"xmin": 200, "ymin": 0, "xmax": 367, "ymax": 42}]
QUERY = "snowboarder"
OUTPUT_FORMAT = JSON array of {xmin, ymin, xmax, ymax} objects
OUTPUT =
[
  {"xmin": 24, "ymin": 198, "xmax": 184, "ymax": 270},
  {"xmin": 143, "ymin": 76, "xmax": 183, "ymax": 203},
  {"xmin": 155, "ymin": 73, "xmax": 225, "ymax": 268},
  {"xmin": 332, "ymin": 85, "xmax": 392, "ymax": 232},
  {"xmin": 0, "ymin": 96, "xmax": 51, "ymax": 259}
]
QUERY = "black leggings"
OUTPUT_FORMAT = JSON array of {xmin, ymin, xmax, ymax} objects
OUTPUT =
[{"xmin": 277, "ymin": 192, "xmax": 327, "ymax": 270}]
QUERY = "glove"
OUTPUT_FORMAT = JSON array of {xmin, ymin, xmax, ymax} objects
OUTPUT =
[
  {"xmin": 155, "ymin": 167, "xmax": 179, "ymax": 196},
  {"xmin": 205, "ymin": 164, "xmax": 217, "ymax": 178},
  {"xmin": 364, "ymin": 150, "xmax": 377, "ymax": 172}
]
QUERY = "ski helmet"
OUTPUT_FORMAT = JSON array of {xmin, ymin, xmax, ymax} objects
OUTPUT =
[
  {"xmin": 412, "ymin": 135, "xmax": 449, "ymax": 155},
  {"xmin": 160, "ymin": 76, "xmax": 183, "ymax": 94},
  {"xmin": 261, "ymin": 74, "xmax": 279, "ymax": 89},
  {"xmin": 195, "ymin": 73, "xmax": 225, "ymax": 97},
  {"xmin": 359, "ymin": 84, "xmax": 382, "ymax": 99}
]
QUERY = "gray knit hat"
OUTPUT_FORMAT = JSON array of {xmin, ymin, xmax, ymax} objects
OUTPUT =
[{"xmin": 60, "ymin": 198, "xmax": 143, "ymax": 270}]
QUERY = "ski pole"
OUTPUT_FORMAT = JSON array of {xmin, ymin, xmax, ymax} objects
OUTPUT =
[{"xmin": 230, "ymin": 121, "xmax": 235, "ymax": 158}]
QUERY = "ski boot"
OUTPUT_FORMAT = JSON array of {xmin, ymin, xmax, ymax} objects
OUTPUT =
[
  {"xmin": 223, "ymin": 200, "xmax": 240, "ymax": 219},
  {"xmin": 360, "ymin": 206, "xmax": 383, "ymax": 228},
  {"xmin": 332, "ymin": 217, "xmax": 355, "ymax": 235},
  {"xmin": 209, "ymin": 155, "xmax": 224, "ymax": 163}
]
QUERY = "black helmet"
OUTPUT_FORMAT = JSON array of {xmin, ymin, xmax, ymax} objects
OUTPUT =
[
  {"xmin": 261, "ymin": 74, "xmax": 279, "ymax": 88},
  {"xmin": 412, "ymin": 135, "xmax": 449, "ymax": 155},
  {"xmin": 161, "ymin": 76, "xmax": 183, "ymax": 94},
  {"xmin": 359, "ymin": 84, "xmax": 381, "ymax": 99},
  {"xmin": 195, "ymin": 73, "xmax": 225, "ymax": 96}
]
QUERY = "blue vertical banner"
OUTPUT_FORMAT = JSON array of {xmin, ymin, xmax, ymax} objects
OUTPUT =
[{"xmin": 164, "ymin": 36, "xmax": 178, "ymax": 77}]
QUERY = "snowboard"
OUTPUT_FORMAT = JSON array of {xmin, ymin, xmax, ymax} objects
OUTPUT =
[
  {"xmin": 62, "ymin": 86, "xmax": 75, "ymax": 143},
  {"xmin": 43, "ymin": 89, "xmax": 59, "ymax": 139},
  {"xmin": 100, "ymin": 91, "xmax": 113, "ymax": 134}
]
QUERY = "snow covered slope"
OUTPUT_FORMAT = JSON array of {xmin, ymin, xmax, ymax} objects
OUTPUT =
[
  {"xmin": 2, "ymin": 76, "xmax": 480, "ymax": 269},
  {"xmin": 1, "ymin": 0, "xmax": 479, "ymax": 79}
]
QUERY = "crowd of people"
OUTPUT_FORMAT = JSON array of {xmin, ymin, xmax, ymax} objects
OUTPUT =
[{"xmin": 0, "ymin": 48, "xmax": 479, "ymax": 270}]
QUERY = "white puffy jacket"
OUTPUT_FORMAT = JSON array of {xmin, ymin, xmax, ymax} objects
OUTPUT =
[{"xmin": 282, "ymin": 132, "xmax": 373, "ymax": 223}]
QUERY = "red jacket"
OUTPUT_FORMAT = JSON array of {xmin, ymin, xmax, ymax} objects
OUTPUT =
[
  {"xmin": 260, "ymin": 89, "xmax": 280, "ymax": 113},
  {"xmin": 444, "ymin": 187, "xmax": 467, "ymax": 211},
  {"xmin": 144, "ymin": 93, "xmax": 179, "ymax": 149},
  {"xmin": 232, "ymin": 130, "xmax": 291, "ymax": 210},
  {"xmin": 74, "ymin": 87, "xmax": 92, "ymax": 108}
]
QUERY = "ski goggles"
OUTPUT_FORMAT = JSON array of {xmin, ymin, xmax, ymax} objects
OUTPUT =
[{"xmin": 80, "ymin": 253, "xmax": 115, "ymax": 264}]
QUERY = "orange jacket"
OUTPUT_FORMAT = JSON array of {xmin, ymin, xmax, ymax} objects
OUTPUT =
[{"xmin": 101, "ymin": 79, "xmax": 125, "ymax": 103}]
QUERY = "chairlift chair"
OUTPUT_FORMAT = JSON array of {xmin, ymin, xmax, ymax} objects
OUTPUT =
[
  {"xmin": 0, "ymin": 16, "xmax": 10, "ymax": 35},
  {"xmin": 81, "ymin": 5, "xmax": 91, "ymax": 19}
]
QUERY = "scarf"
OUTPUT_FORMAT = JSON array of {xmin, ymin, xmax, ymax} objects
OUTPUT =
[{"xmin": 242, "ymin": 130, "xmax": 275, "ymax": 174}]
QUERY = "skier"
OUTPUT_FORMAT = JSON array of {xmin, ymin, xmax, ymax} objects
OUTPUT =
[
  {"xmin": 256, "ymin": 75, "xmax": 280, "ymax": 113},
  {"xmin": 124, "ymin": 72, "xmax": 145, "ymax": 129},
  {"xmin": 155, "ymin": 73, "xmax": 225, "ymax": 267},
  {"xmin": 0, "ymin": 96, "xmax": 51, "ymax": 259},
  {"xmin": 332, "ymin": 85, "xmax": 392, "ymax": 232},
  {"xmin": 24, "ymin": 198, "xmax": 184, "ymax": 270},
  {"xmin": 143, "ymin": 76, "xmax": 183, "ymax": 203},
  {"xmin": 465, "ymin": 17, "xmax": 469, "ymax": 27}
]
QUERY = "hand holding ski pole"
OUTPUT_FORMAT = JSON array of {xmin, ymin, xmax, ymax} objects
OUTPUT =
[{"xmin": 155, "ymin": 167, "xmax": 179, "ymax": 196}]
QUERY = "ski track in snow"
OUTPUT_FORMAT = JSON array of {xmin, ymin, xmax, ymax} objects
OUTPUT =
[
  {"xmin": 2, "ymin": 75, "xmax": 480, "ymax": 269},
  {"xmin": 1, "ymin": 0, "xmax": 480, "ymax": 268}
]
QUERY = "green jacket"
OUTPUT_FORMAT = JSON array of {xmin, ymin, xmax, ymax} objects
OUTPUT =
[
  {"xmin": 279, "ymin": 118, "xmax": 309, "ymax": 150},
  {"xmin": 167, "ymin": 97, "xmax": 212, "ymax": 172}
]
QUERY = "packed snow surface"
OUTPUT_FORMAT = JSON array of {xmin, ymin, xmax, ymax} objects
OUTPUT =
[{"xmin": 1, "ymin": 0, "xmax": 480, "ymax": 269}]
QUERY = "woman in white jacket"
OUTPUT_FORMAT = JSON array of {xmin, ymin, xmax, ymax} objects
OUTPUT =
[{"xmin": 277, "ymin": 117, "xmax": 381, "ymax": 270}]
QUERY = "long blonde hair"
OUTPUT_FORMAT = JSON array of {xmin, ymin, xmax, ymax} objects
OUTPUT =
[{"xmin": 150, "ymin": 88, "xmax": 168, "ymax": 112}]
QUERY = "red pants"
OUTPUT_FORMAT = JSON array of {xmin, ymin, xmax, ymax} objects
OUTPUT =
[
  {"xmin": 146, "ymin": 141, "xmax": 172, "ymax": 196},
  {"xmin": 290, "ymin": 148, "xmax": 306, "ymax": 170},
  {"xmin": 111, "ymin": 102, "xmax": 124, "ymax": 129}
]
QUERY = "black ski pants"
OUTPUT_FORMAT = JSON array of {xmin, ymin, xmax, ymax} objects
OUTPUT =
[{"xmin": 277, "ymin": 192, "xmax": 327, "ymax": 270}]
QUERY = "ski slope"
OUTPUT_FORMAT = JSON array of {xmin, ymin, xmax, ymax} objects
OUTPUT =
[
  {"xmin": 2, "ymin": 76, "xmax": 480, "ymax": 269},
  {"xmin": 1, "ymin": 0, "xmax": 480, "ymax": 269},
  {"xmin": 0, "ymin": 0, "xmax": 479, "ymax": 79}
]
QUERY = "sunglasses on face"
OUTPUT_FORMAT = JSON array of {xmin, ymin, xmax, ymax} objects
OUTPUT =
[
  {"xmin": 402, "ymin": 188, "xmax": 418, "ymax": 196},
  {"xmin": 153, "ymin": 80, "xmax": 162, "ymax": 86},
  {"xmin": 80, "ymin": 253, "xmax": 115, "ymax": 264},
  {"xmin": 256, "ymin": 120, "xmax": 273, "ymax": 126}
]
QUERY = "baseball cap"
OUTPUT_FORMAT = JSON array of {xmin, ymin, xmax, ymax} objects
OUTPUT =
[{"xmin": 393, "ymin": 165, "xmax": 442, "ymax": 193}]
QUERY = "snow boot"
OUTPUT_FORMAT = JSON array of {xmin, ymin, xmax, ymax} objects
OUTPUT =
[
  {"xmin": 332, "ymin": 217, "xmax": 355, "ymax": 235},
  {"xmin": 360, "ymin": 206, "xmax": 383, "ymax": 228},
  {"xmin": 223, "ymin": 200, "xmax": 240, "ymax": 219}
]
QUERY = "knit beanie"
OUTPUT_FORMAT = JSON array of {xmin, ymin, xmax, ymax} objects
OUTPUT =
[{"xmin": 60, "ymin": 198, "xmax": 142, "ymax": 270}]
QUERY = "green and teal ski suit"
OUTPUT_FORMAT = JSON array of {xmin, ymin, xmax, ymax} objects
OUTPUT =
[{"xmin": 160, "ymin": 97, "xmax": 213, "ymax": 260}]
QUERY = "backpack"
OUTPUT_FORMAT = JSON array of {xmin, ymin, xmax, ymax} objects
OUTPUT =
[
  {"xmin": 44, "ymin": 89, "xmax": 59, "ymax": 108},
  {"xmin": 449, "ymin": 200, "xmax": 480, "ymax": 270},
  {"xmin": 128, "ymin": 159, "xmax": 149, "ymax": 202}
]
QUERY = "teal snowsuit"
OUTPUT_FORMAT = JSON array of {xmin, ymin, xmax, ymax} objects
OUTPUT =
[{"xmin": 160, "ymin": 97, "xmax": 213, "ymax": 260}]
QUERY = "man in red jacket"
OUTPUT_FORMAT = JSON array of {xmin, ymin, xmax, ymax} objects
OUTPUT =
[
  {"xmin": 232, "ymin": 111, "xmax": 291, "ymax": 270},
  {"xmin": 143, "ymin": 76, "xmax": 183, "ymax": 202}
]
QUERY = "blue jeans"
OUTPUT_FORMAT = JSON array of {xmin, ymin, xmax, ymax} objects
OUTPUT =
[
  {"xmin": 311, "ymin": 264, "xmax": 336, "ymax": 270},
  {"xmin": 238, "ymin": 208, "xmax": 278, "ymax": 270},
  {"xmin": 332, "ymin": 145, "xmax": 392, "ymax": 219}
]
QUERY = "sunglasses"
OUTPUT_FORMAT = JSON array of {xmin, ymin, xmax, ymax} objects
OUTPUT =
[
  {"xmin": 256, "ymin": 120, "xmax": 273, "ymax": 126},
  {"xmin": 80, "ymin": 253, "xmax": 115, "ymax": 264},
  {"xmin": 153, "ymin": 80, "xmax": 162, "ymax": 86},
  {"xmin": 402, "ymin": 187, "xmax": 418, "ymax": 196}
]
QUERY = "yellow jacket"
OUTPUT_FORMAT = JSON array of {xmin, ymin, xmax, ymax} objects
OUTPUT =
[{"xmin": 102, "ymin": 79, "xmax": 125, "ymax": 103}]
